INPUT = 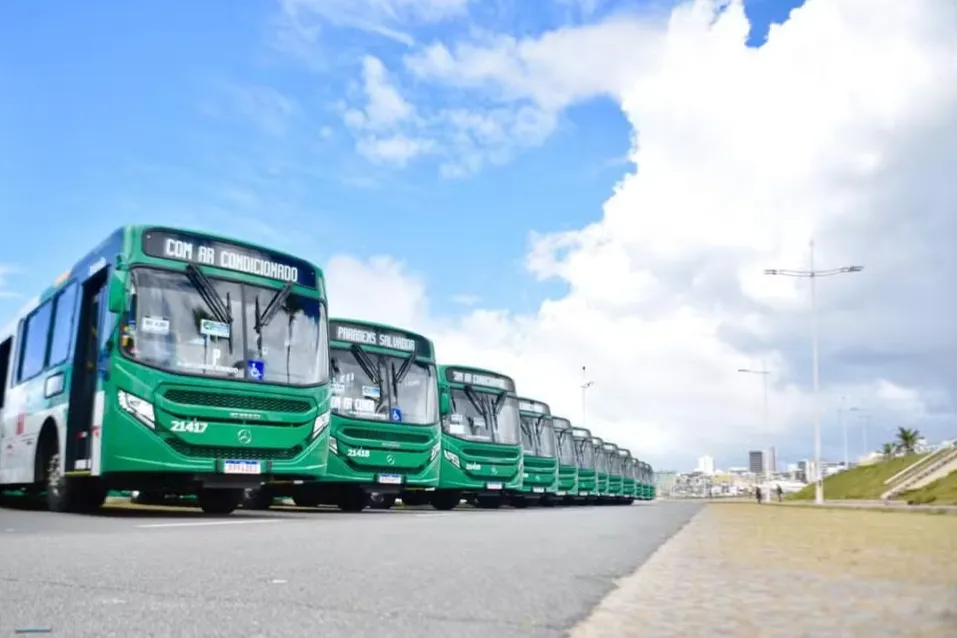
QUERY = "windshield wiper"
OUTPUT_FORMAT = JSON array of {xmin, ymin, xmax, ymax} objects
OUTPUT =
[
  {"xmin": 463, "ymin": 385, "xmax": 488, "ymax": 438},
  {"xmin": 255, "ymin": 282, "xmax": 293, "ymax": 332},
  {"xmin": 390, "ymin": 344, "xmax": 418, "ymax": 396},
  {"xmin": 184, "ymin": 264, "xmax": 231, "ymax": 325},
  {"xmin": 349, "ymin": 344, "xmax": 385, "ymax": 411}
]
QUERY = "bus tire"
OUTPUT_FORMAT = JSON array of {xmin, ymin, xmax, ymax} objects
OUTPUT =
[
  {"xmin": 400, "ymin": 491, "xmax": 429, "ymax": 507},
  {"xmin": 242, "ymin": 487, "xmax": 274, "ymax": 510},
  {"xmin": 510, "ymin": 496, "xmax": 529, "ymax": 509},
  {"xmin": 197, "ymin": 488, "xmax": 242, "ymax": 515},
  {"xmin": 430, "ymin": 491, "xmax": 460, "ymax": 511}
]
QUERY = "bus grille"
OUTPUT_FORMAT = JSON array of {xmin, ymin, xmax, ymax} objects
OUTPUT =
[
  {"xmin": 165, "ymin": 438, "xmax": 303, "ymax": 461},
  {"xmin": 163, "ymin": 389, "xmax": 312, "ymax": 414},
  {"xmin": 340, "ymin": 427, "xmax": 431, "ymax": 444},
  {"xmin": 462, "ymin": 446, "xmax": 518, "ymax": 460}
]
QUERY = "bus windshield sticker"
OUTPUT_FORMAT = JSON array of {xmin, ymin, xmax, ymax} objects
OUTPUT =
[
  {"xmin": 200, "ymin": 319, "xmax": 230, "ymax": 339},
  {"xmin": 141, "ymin": 316, "xmax": 170, "ymax": 335},
  {"xmin": 390, "ymin": 406, "xmax": 402, "ymax": 422},
  {"xmin": 361, "ymin": 385, "xmax": 381, "ymax": 399},
  {"xmin": 247, "ymin": 360, "xmax": 265, "ymax": 381},
  {"xmin": 449, "ymin": 413, "xmax": 463, "ymax": 424}
]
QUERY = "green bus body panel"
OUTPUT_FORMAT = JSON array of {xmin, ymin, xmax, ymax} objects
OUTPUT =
[
  {"xmin": 576, "ymin": 468, "xmax": 598, "ymax": 496},
  {"xmin": 558, "ymin": 464, "xmax": 578, "ymax": 494},
  {"xmin": 437, "ymin": 364, "xmax": 522, "ymax": 492},
  {"xmin": 324, "ymin": 415, "xmax": 440, "ymax": 486},
  {"xmin": 521, "ymin": 454, "xmax": 558, "ymax": 494},
  {"xmin": 324, "ymin": 318, "xmax": 441, "ymax": 487}
]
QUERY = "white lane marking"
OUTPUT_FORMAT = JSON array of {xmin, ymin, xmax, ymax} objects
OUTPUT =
[{"xmin": 136, "ymin": 519, "xmax": 286, "ymax": 529}]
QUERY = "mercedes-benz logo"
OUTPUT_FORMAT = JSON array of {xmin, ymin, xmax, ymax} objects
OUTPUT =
[
  {"xmin": 491, "ymin": 466, "xmax": 498, "ymax": 475},
  {"xmin": 386, "ymin": 454, "xmax": 395, "ymax": 465},
  {"xmin": 237, "ymin": 429, "xmax": 253, "ymax": 445}
]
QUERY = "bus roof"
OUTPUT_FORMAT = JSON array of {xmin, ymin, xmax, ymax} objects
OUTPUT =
[
  {"xmin": 570, "ymin": 426, "xmax": 591, "ymax": 438},
  {"xmin": 516, "ymin": 397, "xmax": 550, "ymax": 415},
  {"xmin": 329, "ymin": 317, "xmax": 435, "ymax": 359},
  {"xmin": 438, "ymin": 364, "xmax": 517, "ymax": 394},
  {"xmin": 590, "ymin": 436, "xmax": 604, "ymax": 446},
  {"xmin": 617, "ymin": 448, "xmax": 632, "ymax": 458}
]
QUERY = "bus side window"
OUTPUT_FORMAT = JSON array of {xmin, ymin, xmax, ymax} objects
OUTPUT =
[
  {"xmin": 16, "ymin": 301, "xmax": 53, "ymax": 384},
  {"xmin": 48, "ymin": 283, "xmax": 79, "ymax": 367}
]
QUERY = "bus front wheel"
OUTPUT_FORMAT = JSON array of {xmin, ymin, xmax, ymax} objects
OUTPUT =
[
  {"xmin": 430, "ymin": 491, "xmax": 461, "ymax": 511},
  {"xmin": 337, "ymin": 487, "xmax": 369, "ymax": 512},
  {"xmin": 198, "ymin": 488, "xmax": 243, "ymax": 515},
  {"xmin": 43, "ymin": 451, "xmax": 106, "ymax": 514},
  {"xmin": 242, "ymin": 487, "xmax": 274, "ymax": 510}
]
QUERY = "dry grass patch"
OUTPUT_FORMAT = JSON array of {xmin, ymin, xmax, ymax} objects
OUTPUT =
[{"xmin": 707, "ymin": 503, "xmax": 957, "ymax": 585}]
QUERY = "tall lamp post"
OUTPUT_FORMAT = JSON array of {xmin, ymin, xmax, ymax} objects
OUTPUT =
[
  {"xmin": 838, "ymin": 395, "xmax": 848, "ymax": 469},
  {"xmin": 738, "ymin": 361, "xmax": 771, "ymax": 502},
  {"xmin": 765, "ymin": 239, "xmax": 863, "ymax": 505},
  {"xmin": 580, "ymin": 366, "xmax": 594, "ymax": 430}
]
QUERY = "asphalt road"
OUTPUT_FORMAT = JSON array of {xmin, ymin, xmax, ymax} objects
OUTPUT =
[{"xmin": 0, "ymin": 499, "xmax": 702, "ymax": 638}]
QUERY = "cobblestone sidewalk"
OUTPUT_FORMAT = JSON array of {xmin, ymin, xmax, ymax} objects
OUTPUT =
[{"xmin": 569, "ymin": 503, "xmax": 957, "ymax": 637}]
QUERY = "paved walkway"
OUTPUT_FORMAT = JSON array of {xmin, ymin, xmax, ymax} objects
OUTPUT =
[{"xmin": 569, "ymin": 503, "xmax": 957, "ymax": 637}]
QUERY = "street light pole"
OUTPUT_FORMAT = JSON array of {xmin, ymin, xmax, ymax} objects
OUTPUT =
[
  {"xmin": 765, "ymin": 239, "xmax": 863, "ymax": 505},
  {"xmin": 580, "ymin": 366, "xmax": 594, "ymax": 430},
  {"xmin": 738, "ymin": 361, "xmax": 771, "ymax": 501},
  {"xmin": 839, "ymin": 396, "xmax": 848, "ymax": 469}
]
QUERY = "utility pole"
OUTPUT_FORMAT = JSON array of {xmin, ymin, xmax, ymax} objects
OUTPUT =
[
  {"xmin": 580, "ymin": 366, "xmax": 594, "ymax": 430},
  {"xmin": 839, "ymin": 395, "xmax": 848, "ymax": 469},
  {"xmin": 765, "ymin": 239, "xmax": 863, "ymax": 505},
  {"xmin": 738, "ymin": 360, "xmax": 771, "ymax": 502}
]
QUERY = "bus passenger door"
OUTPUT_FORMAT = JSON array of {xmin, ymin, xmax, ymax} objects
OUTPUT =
[{"xmin": 65, "ymin": 268, "xmax": 109, "ymax": 474}]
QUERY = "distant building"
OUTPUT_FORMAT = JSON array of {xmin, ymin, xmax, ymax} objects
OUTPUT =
[
  {"xmin": 749, "ymin": 450, "xmax": 765, "ymax": 474},
  {"xmin": 767, "ymin": 447, "xmax": 777, "ymax": 473},
  {"xmin": 696, "ymin": 455, "xmax": 715, "ymax": 475}
]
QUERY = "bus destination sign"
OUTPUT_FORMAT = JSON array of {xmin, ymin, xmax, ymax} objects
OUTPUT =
[
  {"xmin": 330, "ymin": 320, "xmax": 433, "ymax": 358},
  {"xmin": 445, "ymin": 367, "xmax": 516, "ymax": 393},
  {"xmin": 142, "ymin": 229, "xmax": 317, "ymax": 288},
  {"xmin": 518, "ymin": 399, "xmax": 550, "ymax": 415}
]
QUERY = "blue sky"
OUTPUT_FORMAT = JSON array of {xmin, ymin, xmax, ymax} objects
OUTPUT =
[{"xmin": 1, "ymin": 0, "xmax": 804, "ymax": 321}]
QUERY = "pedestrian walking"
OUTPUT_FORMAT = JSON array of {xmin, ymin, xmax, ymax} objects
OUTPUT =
[
  {"xmin": 776, "ymin": 484, "xmax": 783, "ymax": 503},
  {"xmin": 755, "ymin": 486, "xmax": 762, "ymax": 504}
]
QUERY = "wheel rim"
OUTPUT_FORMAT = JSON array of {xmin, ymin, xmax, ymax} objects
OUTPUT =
[{"xmin": 47, "ymin": 453, "xmax": 62, "ymax": 500}]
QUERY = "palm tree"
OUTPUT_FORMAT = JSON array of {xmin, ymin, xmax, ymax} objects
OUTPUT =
[
  {"xmin": 881, "ymin": 442, "xmax": 896, "ymax": 459},
  {"xmin": 895, "ymin": 427, "xmax": 921, "ymax": 455}
]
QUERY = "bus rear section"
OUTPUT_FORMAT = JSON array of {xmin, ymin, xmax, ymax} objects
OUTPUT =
[
  {"xmin": 269, "ymin": 319, "xmax": 441, "ymax": 512},
  {"xmin": 571, "ymin": 427, "xmax": 597, "ymax": 504},
  {"xmin": 515, "ymin": 397, "xmax": 559, "ymax": 507},
  {"xmin": 552, "ymin": 417, "xmax": 578, "ymax": 504},
  {"xmin": 0, "ymin": 226, "xmax": 331, "ymax": 515},
  {"xmin": 431, "ymin": 365, "xmax": 522, "ymax": 510}
]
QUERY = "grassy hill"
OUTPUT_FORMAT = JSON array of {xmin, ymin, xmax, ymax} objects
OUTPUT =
[
  {"xmin": 786, "ymin": 453, "xmax": 926, "ymax": 501},
  {"xmin": 897, "ymin": 469, "xmax": 957, "ymax": 505}
]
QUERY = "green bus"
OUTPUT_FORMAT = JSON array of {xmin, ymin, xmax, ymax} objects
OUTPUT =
[
  {"xmin": 247, "ymin": 318, "xmax": 440, "ymax": 511},
  {"xmin": 644, "ymin": 461, "xmax": 657, "ymax": 500},
  {"xmin": 601, "ymin": 441, "xmax": 622, "ymax": 503},
  {"xmin": 571, "ymin": 426, "xmax": 597, "ymax": 503},
  {"xmin": 591, "ymin": 435, "xmax": 609, "ymax": 503},
  {"xmin": 0, "ymin": 226, "xmax": 331, "ymax": 515},
  {"xmin": 617, "ymin": 448, "xmax": 635, "ymax": 505},
  {"xmin": 552, "ymin": 416, "xmax": 578, "ymax": 503},
  {"xmin": 431, "ymin": 365, "xmax": 522, "ymax": 510},
  {"xmin": 515, "ymin": 397, "xmax": 559, "ymax": 507}
]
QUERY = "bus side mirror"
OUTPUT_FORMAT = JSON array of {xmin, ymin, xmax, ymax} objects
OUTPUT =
[
  {"xmin": 439, "ymin": 391, "xmax": 451, "ymax": 416},
  {"xmin": 108, "ymin": 270, "xmax": 128, "ymax": 314}
]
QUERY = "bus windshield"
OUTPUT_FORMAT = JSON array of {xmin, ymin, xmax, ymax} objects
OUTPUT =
[
  {"xmin": 594, "ymin": 446, "xmax": 608, "ymax": 473},
  {"xmin": 555, "ymin": 429, "xmax": 577, "ymax": 465},
  {"xmin": 124, "ymin": 268, "xmax": 328, "ymax": 386},
  {"xmin": 446, "ymin": 388, "xmax": 520, "ymax": 445},
  {"xmin": 575, "ymin": 437, "xmax": 595, "ymax": 469},
  {"xmin": 520, "ymin": 414, "xmax": 557, "ymax": 457},
  {"xmin": 329, "ymin": 348, "xmax": 437, "ymax": 425}
]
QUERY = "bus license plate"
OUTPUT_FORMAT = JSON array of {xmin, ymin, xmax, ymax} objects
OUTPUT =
[
  {"xmin": 533, "ymin": 487, "xmax": 545, "ymax": 493},
  {"xmin": 378, "ymin": 473, "xmax": 403, "ymax": 485},
  {"xmin": 486, "ymin": 482, "xmax": 503, "ymax": 491},
  {"xmin": 223, "ymin": 460, "xmax": 261, "ymax": 475}
]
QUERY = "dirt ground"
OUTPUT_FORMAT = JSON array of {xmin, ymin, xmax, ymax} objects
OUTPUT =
[{"xmin": 570, "ymin": 502, "xmax": 957, "ymax": 638}]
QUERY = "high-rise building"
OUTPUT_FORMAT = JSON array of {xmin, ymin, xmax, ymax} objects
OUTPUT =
[
  {"xmin": 767, "ymin": 446, "xmax": 777, "ymax": 473},
  {"xmin": 696, "ymin": 455, "xmax": 715, "ymax": 475},
  {"xmin": 748, "ymin": 450, "xmax": 765, "ymax": 474}
]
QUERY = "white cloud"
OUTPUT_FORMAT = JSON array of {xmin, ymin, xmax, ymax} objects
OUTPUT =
[
  {"xmin": 275, "ymin": 0, "xmax": 471, "ymax": 49},
  {"xmin": 322, "ymin": 0, "xmax": 957, "ymax": 469},
  {"xmin": 0, "ymin": 265, "xmax": 19, "ymax": 299}
]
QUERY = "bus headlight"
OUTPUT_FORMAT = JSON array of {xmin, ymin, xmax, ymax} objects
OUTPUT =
[
  {"xmin": 443, "ymin": 449, "xmax": 460, "ymax": 468},
  {"xmin": 329, "ymin": 437, "xmax": 338, "ymax": 455},
  {"xmin": 430, "ymin": 442, "xmax": 441, "ymax": 462},
  {"xmin": 312, "ymin": 410, "xmax": 330, "ymax": 438},
  {"xmin": 118, "ymin": 390, "xmax": 155, "ymax": 429}
]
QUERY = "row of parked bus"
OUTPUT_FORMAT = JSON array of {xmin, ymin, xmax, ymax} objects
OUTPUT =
[{"xmin": 0, "ymin": 225, "xmax": 654, "ymax": 515}]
